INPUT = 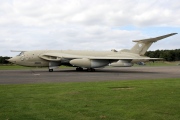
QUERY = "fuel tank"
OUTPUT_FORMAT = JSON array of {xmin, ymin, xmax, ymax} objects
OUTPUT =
[{"xmin": 70, "ymin": 58, "xmax": 109, "ymax": 68}]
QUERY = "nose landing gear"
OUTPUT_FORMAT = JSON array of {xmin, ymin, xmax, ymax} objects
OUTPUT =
[{"xmin": 48, "ymin": 61, "xmax": 60, "ymax": 72}]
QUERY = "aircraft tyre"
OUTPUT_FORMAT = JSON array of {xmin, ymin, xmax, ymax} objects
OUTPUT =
[
  {"xmin": 49, "ymin": 69, "xmax": 53, "ymax": 72},
  {"xmin": 76, "ymin": 67, "xmax": 83, "ymax": 71}
]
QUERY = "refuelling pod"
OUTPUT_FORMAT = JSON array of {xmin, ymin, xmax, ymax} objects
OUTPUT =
[
  {"xmin": 109, "ymin": 60, "xmax": 133, "ymax": 67},
  {"xmin": 70, "ymin": 58, "xmax": 109, "ymax": 68}
]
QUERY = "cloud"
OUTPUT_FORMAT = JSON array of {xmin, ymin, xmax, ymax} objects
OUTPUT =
[{"xmin": 0, "ymin": 0, "xmax": 180, "ymax": 56}]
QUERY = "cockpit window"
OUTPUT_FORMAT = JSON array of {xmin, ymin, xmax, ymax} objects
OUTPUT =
[{"xmin": 17, "ymin": 52, "xmax": 24, "ymax": 56}]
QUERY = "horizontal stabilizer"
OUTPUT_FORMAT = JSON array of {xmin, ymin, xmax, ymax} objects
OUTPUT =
[{"xmin": 133, "ymin": 33, "xmax": 177, "ymax": 43}]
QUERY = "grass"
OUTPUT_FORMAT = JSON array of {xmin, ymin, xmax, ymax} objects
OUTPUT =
[
  {"xmin": 0, "ymin": 65, "xmax": 70, "ymax": 70},
  {"xmin": 134, "ymin": 61, "xmax": 180, "ymax": 67},
  {"xmin": 0, "ymin": 64, "xmax": 32, "ymax": 70},
  {"xmin": 0, "ymin": 78, "xmax": 180, "ymax": 120}
]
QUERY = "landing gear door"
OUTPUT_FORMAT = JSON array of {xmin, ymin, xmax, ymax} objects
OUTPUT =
[{"xmin": 49, "ymin": 61, "xmax": 61, "ymax": 71}]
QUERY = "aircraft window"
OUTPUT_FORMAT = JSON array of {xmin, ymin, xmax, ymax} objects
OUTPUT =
[{"xmin": 17, "ymin": 52, "xmax": 24, "ymax": 56}]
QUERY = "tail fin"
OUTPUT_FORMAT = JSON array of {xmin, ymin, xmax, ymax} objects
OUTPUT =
[{"xmin": 130, "ymin": 33, "xmax": 177, "ymax": 55}]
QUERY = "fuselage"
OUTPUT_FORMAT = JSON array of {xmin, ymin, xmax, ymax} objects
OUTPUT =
[{"xmin": 8, "ymin": 50, "xmax": 142, "ymax": 67}]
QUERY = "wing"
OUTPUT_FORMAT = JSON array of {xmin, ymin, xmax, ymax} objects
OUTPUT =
[{"xmin": 39, "ymin": 52, "xmax": 161, "ymax": 61}]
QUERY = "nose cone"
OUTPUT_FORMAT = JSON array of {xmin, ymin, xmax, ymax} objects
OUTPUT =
[{"xmin": 7, "ymin": 57, "xmax": 17, "ymax": 64}]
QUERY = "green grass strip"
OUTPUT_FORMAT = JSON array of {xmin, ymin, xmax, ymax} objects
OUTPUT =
[
  {"xmin": 0, "ymin": 78, "xmax": 180, "ymax": 120},
  {"xmin": 0, "ymin": 65, "xmax": 70, "ymax": 70}
]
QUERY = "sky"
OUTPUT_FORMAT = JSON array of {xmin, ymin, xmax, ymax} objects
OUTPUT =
[{"xmin": 0, "ymin": 0, "xmax": 180, "ymax": 57}]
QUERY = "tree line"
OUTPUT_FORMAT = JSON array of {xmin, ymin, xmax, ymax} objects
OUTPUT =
[
  {"xmin": 145, "ymin": 49, "xmax": 180, "ymax": 61},
  {"xmin": 0, "ymin": 56, "xmax": 11, "ymax": 64}
]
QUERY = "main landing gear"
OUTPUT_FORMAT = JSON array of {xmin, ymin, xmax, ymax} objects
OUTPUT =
[
  {"xmin": 76, "ymin": 67, "xmax": 83, "ymax": 71},
  {"xmin": 76, "ymin": 67, "xmax": 95, "ymax": 72},
  {"xmin": 49, "ymin": 69, "xmax": 53, "ymax": 72}
]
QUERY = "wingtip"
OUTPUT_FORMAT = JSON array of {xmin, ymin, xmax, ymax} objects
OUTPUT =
[
  {"xmin": 167, "ymin": 33, "xmax": 178, "ymax": 37},
  {"xmin": 171, "ymin": 33, "xmax": 178, "ymax": 35},
  {"xmin": 133, "ymin": 32, "xmax": 178, "ymax": 42}
]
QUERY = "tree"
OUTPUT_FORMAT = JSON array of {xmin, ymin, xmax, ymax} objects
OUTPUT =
[
  {"xmin": 0, "ymin": 56, "xmax": 11, "ymax": 64},
  {"xmin": 145, "ymin": 49, "xmax": 180, "ymax": 61}
]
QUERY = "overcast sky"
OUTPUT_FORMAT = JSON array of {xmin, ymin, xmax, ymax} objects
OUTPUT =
[{"xmin": 0, "ymin": 0, "xmax": 180, "ymax": 56}]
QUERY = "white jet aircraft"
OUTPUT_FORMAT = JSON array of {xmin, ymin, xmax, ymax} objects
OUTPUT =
[{"xmin": 8, "ymin": 33, "xmax": 177, "ymax": 72}]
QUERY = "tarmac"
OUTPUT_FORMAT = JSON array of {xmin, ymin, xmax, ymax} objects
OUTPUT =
[{"xmin": 0, "ymin": 66, "xmax": 180, "ymax": 84}]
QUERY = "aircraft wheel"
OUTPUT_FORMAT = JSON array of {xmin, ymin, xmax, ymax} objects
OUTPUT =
[
  {"xmin": 79, "ymin": 67, "xmax": 83, "ymax": 71},
  {"xmin": 49, "ymin": 69, "xmax": 53, "ymax": 72},
  {"xmin": 76, "ymin": 67, "xmax": 83, "ymax": 71}
]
